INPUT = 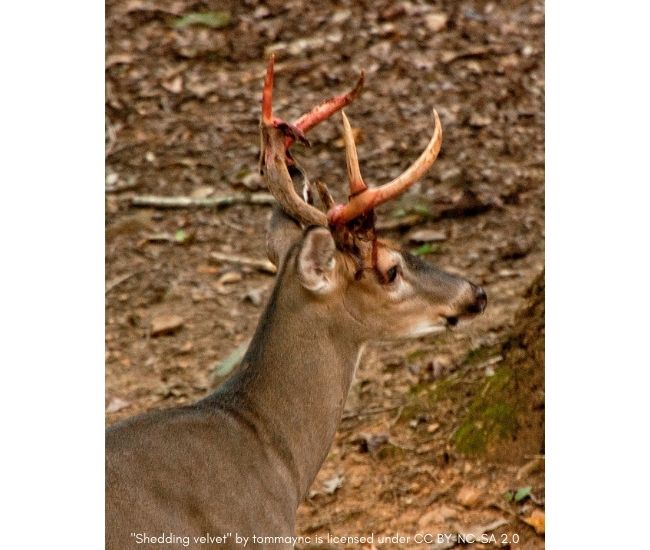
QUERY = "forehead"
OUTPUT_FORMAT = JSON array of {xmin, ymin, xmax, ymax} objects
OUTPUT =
[
  {"xmin": 335, "ymin": 239, "xmax": 403, "ymax": 276},
  {"xmin": 375, "ymin": 240, "xmax": 403, "ymax": 270}
]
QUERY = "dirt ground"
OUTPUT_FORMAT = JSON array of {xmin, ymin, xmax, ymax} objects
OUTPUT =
[{"xmin": 106, "ymin": 0, "xmax": 544, "ymax": 548}]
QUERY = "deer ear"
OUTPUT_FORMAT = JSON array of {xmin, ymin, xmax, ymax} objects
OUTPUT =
[
  {"xmin": 266, "ymin": 205, "xmax": 303, "ymax": 267},
  {"xmin": 297, "ymin": 227, "xmax": 337, "ymax": 294}
]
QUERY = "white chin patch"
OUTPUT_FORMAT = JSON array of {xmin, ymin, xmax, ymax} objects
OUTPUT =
[{"xmin": 408, "ymin": 323, "xmax": 446, "ymax": 338}]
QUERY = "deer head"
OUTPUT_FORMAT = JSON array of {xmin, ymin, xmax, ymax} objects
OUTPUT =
[{"xmin": 259, "ymin": 55, "xmax": 486, "ymax": 342}]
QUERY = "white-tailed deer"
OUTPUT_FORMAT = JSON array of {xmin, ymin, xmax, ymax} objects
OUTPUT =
[{"xmin": 106, "ymin": 56, "xmax": 486, "ymax": 549}]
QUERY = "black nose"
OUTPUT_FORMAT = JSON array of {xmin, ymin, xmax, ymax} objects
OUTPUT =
[{"xmin": 466, "ymin": 284, "xmax": 487, "ymax": 314}]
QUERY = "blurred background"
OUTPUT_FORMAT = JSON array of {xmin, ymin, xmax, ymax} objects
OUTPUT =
[{"xmin": 106, "ymin": 0, "xmax": 544, "ymax": 547}]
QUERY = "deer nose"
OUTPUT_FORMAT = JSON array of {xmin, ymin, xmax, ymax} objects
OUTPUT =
[{"xmin": 466, "ymin": 284, "xmax": 487, "ymax": 314}]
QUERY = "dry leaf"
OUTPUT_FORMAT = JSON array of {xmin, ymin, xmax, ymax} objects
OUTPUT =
[
  {"xmin": 517, "ymin": 457, "xmax": 544, "ymax": 480},
  {"xmin": 217, "ymin": 271, "xmax": 242, "ymax": 285},
  {"xmin": 426, "ymin": 422, "xmax": 440, "ymax": 434},
  {"xmin": 178, "ymin": 341, "xmax": 193, "ymax": 354},
  {"xmin": 418, "ymin": 505, "xmax": 458, "ymax": 527},
  {"xmin": 162, "ymin": 75, "xmax": 183, "ymax": 94},
  {"xmin": 321, "ymin": 473, "xmax": 345, "ymax": 495},
  {"xmin": 523, "ymin": 509, "xmax": 545, "ymax": 534},
  {"xmin": 456, "ymin": 485, "xmax": 482, "ymax": 508},
  {"xmin": 106, "ymin": 53, "xmax": 134, "ymax": 68},
  {"xmin": 424, "ymin": 13, "xmax": 448, "ymax": 33},
  {"xmin": 408, "ymin": 229, "xmax": 447, "ymax": 243},
  {"xmin": 150, "ymin": 313, "xmax": 184, "ymax": 336},
  {"xmin": 106, "ymin": 397, "xmax": 130, "ymax": 414},
  {"xmin": 469, "ymin": 113, "xmax": 492, "ymax": 127},
  {"xmin": 197, "ymin": 264, "xmax": 220, "ymax": 275}
]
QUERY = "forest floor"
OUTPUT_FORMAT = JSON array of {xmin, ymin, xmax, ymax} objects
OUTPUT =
[{"xmin": 106, "ymin": 0, "xmax": 544, "ymax": 548}]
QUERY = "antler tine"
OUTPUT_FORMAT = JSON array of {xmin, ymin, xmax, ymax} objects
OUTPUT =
[
  {"xmin": 262, "ymin": 55, "xmax": 275, "ymax": 124},
  {"xmin": 260, "ymin": 55, "xmax": 328, "ymax": 227},
  {"xmin": 328, "ymin": 109, "xmax": 443, "ymax": 225},
  {"xmin": 292, "ymin": 72, "xmax": 365, "ymax": 135},
  {"xmin": 341, "ymin": 111, "xmax": 367, "ymax": 195}
]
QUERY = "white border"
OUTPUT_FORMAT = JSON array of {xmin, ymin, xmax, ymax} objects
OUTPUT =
[
  {"xmin": 1, "ymin": 2, "xmax": 104, "ymax": 547},
  {"xmin": 547, "ymin": 1, "xmax": 650, "ymax": 545},
  {"xmin": 3, "ymin": 1, "xmax": 650, "ymax": 545}
]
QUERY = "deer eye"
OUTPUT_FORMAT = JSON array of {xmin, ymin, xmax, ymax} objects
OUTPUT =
[{"xmin": 386, "ymin": 265, "xmax": 399, "ymax": 283}]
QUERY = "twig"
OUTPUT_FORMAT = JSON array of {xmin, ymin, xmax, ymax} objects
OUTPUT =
[
  {"xmin": 105, "ymin": 271, "xmax": 141, "ymax": 294},
  {"xmin": 106, "ymin": 180, "xmax": 140, "ymax": 194},
  {"xmin": 210, "ymin": 251, "xmax": 277, "ymax": 274},
  {"xmin": 130, "ymin": 193, "xmax": 275, "ymax": 209}
]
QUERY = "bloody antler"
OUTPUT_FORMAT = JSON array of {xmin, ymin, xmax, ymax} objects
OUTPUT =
[
  {"xmin": 260, "ymin": 54, "xmax": 364, "ymax": 227},
  {"xmin": 259, "ymin": 54, "xmax": 443, "ymax": 269}
]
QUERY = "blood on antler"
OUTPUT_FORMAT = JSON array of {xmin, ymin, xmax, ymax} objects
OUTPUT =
[
  {"xmin": 259, "ymin": 54, "xmax": 363, "ymax": 227},
  {"xmin": 259, "ymin": 54, "xmax": 443, "ymax": 271}
]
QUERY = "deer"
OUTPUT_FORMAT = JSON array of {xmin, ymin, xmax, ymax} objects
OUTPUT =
[{"xmin": 106, "ymin": 55, "xmax": 487, "ymax": 549}]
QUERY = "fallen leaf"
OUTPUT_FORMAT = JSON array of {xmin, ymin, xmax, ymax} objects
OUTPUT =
[
  {"xmin": 523, "ymin": 509, "xmax": 545, "ymax": 534},
  {"xmin": 517, "ymin": 457, "xmax": 544, "ymax": 480},
  {"xmin": 408, "ymin": 229, "xmax": 447, "ymax": 243},
  {"xmin": 514, "ymin": 486, "xmax": 532, "ymax": 503},
  {"xmin": 106, "ymin": 53, "xmax": 134, "ymax": 68},
  {"xmin": 411, "ymin": 243, "xmax": 441, "ymax": 256},
  {"xmin": 253, "ymin": 6, "xmax": 270, "ymax": 19},
  {"xmin": 469, "ymin": 113, "xmax": 492, "ymax": 127},
  {"xmin": 217, "ymin": 271, "xmax": 242, "ymax": 285},
  {"xmin": 439, "ymin": 166, "xmax": 463, "ymax": 184},
  {"xmin": 174, "ymin": 229, "xmax": 188, "ymax": 243},
  {"xmin": 418, "ymin": 505, "xmax": 458, "ymax": 527},
  {"xmin": 424, "ymin": 13, "xmax": 448, "ymax": 33},
  {"xmin": 178, "ymin": 341, "xmax": 193, "ymax": 354},
  {"xmin": 426, "ymin": 422, "xmax": 440, "ymax": 434},
  {"xmin": 197, "ymin": 264, "xmax": 220, "ymax": 275},
  {"xmin": 150, "ymin": 313, "xmax": 184, "ymax": 336},
  {"xmin": 240, "ymin": 172, "xmax": 263, "ymax": 190},
  {"xmin": 162, "ymin": 75, "xmax": 183, "ymax": 94},
  {"xmin": 106, "ymin": 397, "xmax": 130, "ymax": 413},
  {"xmin": 457, "ymin": 486, "xmax": 482, "ymax": 508},
  {"xmin": 321, "ymin": 473, "xmax": 345, "ymax": 495}
]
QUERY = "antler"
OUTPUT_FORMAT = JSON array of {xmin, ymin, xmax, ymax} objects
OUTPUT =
[
  {"xmin": 259, "ymin": 54, "xmax": 443, "ymax": 272},
  {"xmin": 259, "ymin": 55, "xmax": 364, "ymax": 227},
  {"xmin": 327, "ymin": 109, "xmax": 443, "ymax": 225}
]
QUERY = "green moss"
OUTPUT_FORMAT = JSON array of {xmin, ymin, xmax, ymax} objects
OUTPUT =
[
  {"xmin": 454, "ymin": 421, "xmax": 487, "ymax": 455},
  {"xmin": 401, "ymin": 376, "xmax": 462, "ymax": 421},
  {"xmin": 453, "ymin": 366, "xmax": 520, "ymax": 456},
  {"xmin": 453, "ymin": 273, "xmax": 545, "ymax": 460}
]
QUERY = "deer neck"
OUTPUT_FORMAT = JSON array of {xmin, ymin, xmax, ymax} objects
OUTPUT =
[{"xmin": 209, "ymin": 266, "xmax": 363, "ymax": 503}]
